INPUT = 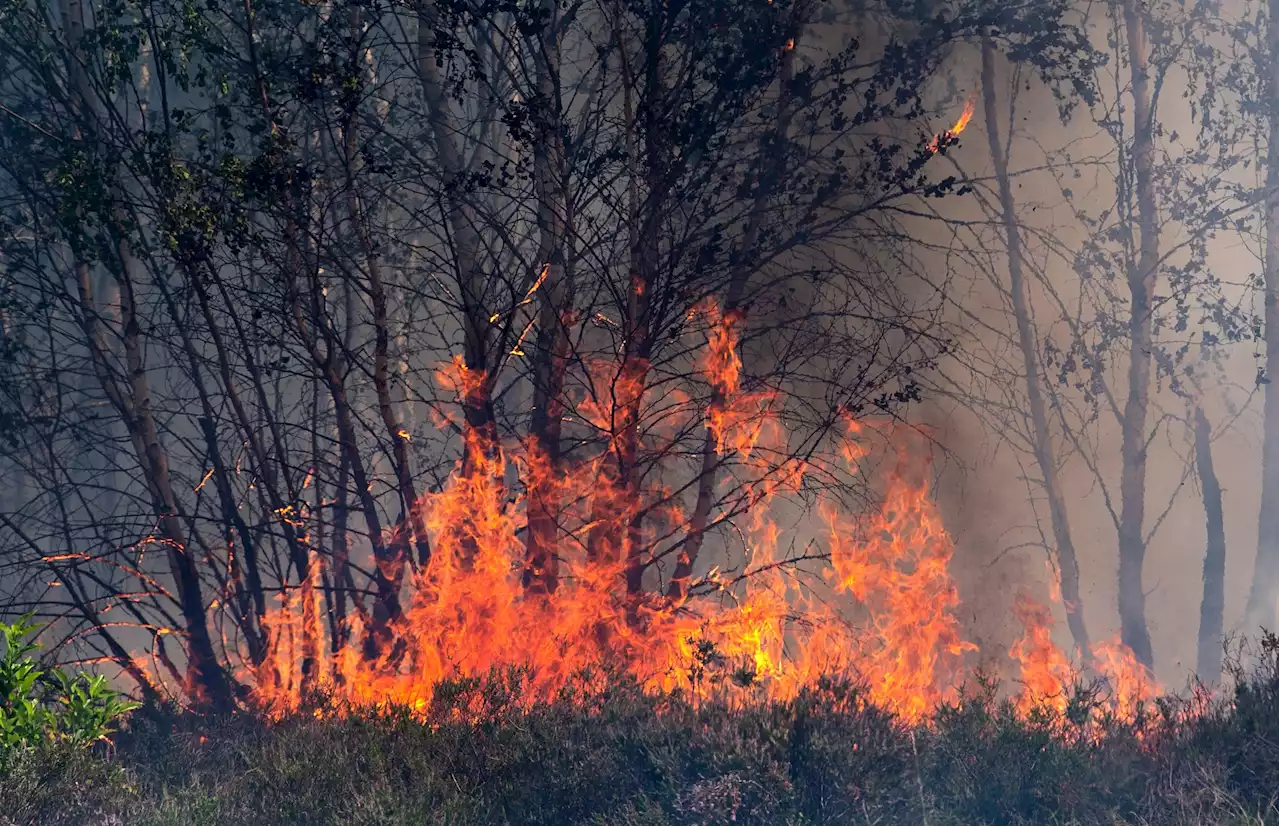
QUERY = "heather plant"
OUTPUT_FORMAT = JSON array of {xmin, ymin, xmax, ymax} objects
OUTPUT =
[{"xmin": 0, "ymin": 634, "xmax": 1275, "ymax": 825}]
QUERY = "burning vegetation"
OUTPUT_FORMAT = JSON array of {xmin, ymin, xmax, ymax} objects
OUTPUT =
[
  {"xmin": 0, "ymin": 0, "xmax": 1275, "ymax": 819},
  {"xmin": 240, "ymin": 302, "xmax": 1158, "ymax": 729}
]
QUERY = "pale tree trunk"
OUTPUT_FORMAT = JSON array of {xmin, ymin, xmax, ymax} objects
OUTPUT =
[
  {"xmin": 523, "ymin": 0, "xmax": 573, "ymax": 595},
  {"xmin": 62, "ymin": 0, "xmax": 232, "ymax": 709},
  {"xmin": 979, "ymin": 38, "xmax": 1091, "ymax": 659},
  {"xmin": 1245, "ymin": 0, "xmax": 1278, "ymax": 633},
  {"xmin": 417, "ymin": 1, "xmax": 498, "ymax": 501},
  {"xmin": 1193, "ymin": 405, "xmax": 1226, "ymax": 683},
  {"xmin": 1117, "ymin": 0, "xmax": 1159, "ymax": 668},
  {"xmin": 668, "ymin": 13, "xmax": 806, "ymax": 601},
  {"xmin": 116, "ymin": 256, "xmax": 233, "ymax": 709},
  {"xmin": 343, "ymin": 3, "xmax": 431, "ymax": 572},
  {"xmin": 76, "ymin": 253, "xmax": 233, "ymax": 710}
]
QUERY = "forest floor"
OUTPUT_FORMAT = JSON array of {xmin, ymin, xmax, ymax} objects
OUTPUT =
[{"xmin": 2, "ymin": 637, "xmax": 1276, "ymax": 826}]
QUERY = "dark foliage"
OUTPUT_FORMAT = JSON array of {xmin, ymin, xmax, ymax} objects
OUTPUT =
[{"xmin": 2, "ymin": 635, "xmax": 1274, "ymax": 826}]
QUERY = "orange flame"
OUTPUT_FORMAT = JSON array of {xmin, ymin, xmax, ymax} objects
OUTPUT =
[
  {"xmin": 238, "ymin": 300, "xmax": 1167, "ymax": 730},
  {"xmin": 1010, "ymin": 594, "xmax": 1078, "ymax": 717},
  {"xmin": 699, "ymin": 302, "xmax": 775, "ymax": 458},
  {"xmin": 926, "ymin": 95, "xmax": 977, "ymax": 155},
  {"xmin": 1010, "ymin": 593, "xmax": 1162, "ymax": 730}
]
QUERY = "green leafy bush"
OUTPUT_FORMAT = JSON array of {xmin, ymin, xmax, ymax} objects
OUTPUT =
[{"xmin": 0, "ymin": 614, "xmax": 140, "ymax": 754}]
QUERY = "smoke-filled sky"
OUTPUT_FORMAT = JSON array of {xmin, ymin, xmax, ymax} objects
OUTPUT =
[
  {"xmin": 879, "ymin": 3, "xmax": 1274, "ymax": 686},
  {"xmin": 0, "ymin": 0, "xmax": 1269, "ymax": 712}
]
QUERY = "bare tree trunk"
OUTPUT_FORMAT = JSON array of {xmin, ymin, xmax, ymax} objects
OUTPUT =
[
  {"xmin": 342, "ymin": 3, "xmax": 431, "ymax": 572},
  {"xmin": 119, "ymin": 262, "xmax": 232, "ymax": 708},
  {"xmin": 75, "ymin": 249, "xmax": 233, "ymax": 710},
  {"xmin": 1193, "ymin": 405, "xmax": 1226, "ymax": 683},
  {"xmin": 618, "ymin": 13, "xmax": 676, "ymax": 599},
  {"xmin": 1245, "ymin": 0, "xmax": 1279, "ymax": 632},
  {"xmin": 1117, "ymin": 0, "xmax": 1159, "ymax": 668},
  {"xmin": 417, "ymin": 1, "xmax": 499, "ymax": 496},
  {"xmin": 187, "ymin": 266, "xmax": 273, "ymax": 642},
  {"xmin": 319, "ymin": 360, "xmax": 399, "ymax": 658},
  {"xmin": 668, "ymin": 18, "xmax": 805, "ymax": 601},
  {"xmin": 585, "ymin": 12, "xmax": 643, "ymax": 573},
  {"xmin": 979, "ymin": 38, "xmax": 1091, "ymax": 659},
  {"xmin": 584, "ymin": 11, "xmax": 660, "ymax": 601},
  {"xmin": 154, "ymin": 266, "xmax": 267, "ymax": 666},
  {"xmin": 330, "ymin": 446, "xmax": 353, "ymax": 652},
  {"xmin": 523, "ymin": 0, "xmax": 572, "ymax": 596},
  {"xmin": 237, "ymin": 0, "xmax": 401, "ymax": 655},
  {"xmin": 61, "ymin": 0, "xmax": 231, "ymax": 709}
]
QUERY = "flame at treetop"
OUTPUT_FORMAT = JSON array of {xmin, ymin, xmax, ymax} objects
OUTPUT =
[
  {"xmin": 242, "ymin": 299, "xmax": 1157, "ymax": 727},
  {"xmin": 926, "ymin": 94, "xmax": 977, "ymax": 155}
]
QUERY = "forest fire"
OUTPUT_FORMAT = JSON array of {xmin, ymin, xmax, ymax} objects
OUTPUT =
[
  {"xmin": 0, "ymin": 0, "xmax": 1273, "ymax": 818},
  {"xmin": 245, "ymin": 302, "xmax": 1157, "ymax": 728},
  {"xmin": 926, "ymin": 95, "xmax": 977, "ymax": 154}
]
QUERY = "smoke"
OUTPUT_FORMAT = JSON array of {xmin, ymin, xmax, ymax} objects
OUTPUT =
[{"xmin": 880, "ymin": 0, "xmax": 1273, "ymax": 687}]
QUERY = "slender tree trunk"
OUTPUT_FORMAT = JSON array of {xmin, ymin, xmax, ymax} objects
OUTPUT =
[
  {"xmin": 585, "ymin": 13, "xmax": 643, "ymax": 572},
  {"xmin": 188, "ymin": 266, "xmax": 273, "ymax": 634},
  {"xmin": 618, "ymin": 15, "xmax": 675, "ymax": 599},
  {"xmin": 342, "ymin": 3, "xmax": 431, "ymax": 573},
  {"xmin": 584, "ymin": 12, "xmax": 662, "ymax": 600},
  {"xmin": 1245, "ymin": 0, "xmax": 1279, "ymax": 633},
  {"xmin": 979, "ymin": 38, "xmax": 1091, "ymax": 659},
  {"xmin": 331, "ymin": 446, "xmax": 353, "ymax": 653},
  {"xmin": 417, "ymin": 0, "xmax": 498, "ymax": 485},
  {"xmin": 524, "ymin": 0, "xmax": 573, "ymax": 595},
  {"xmin": 61, "ymin": 0, "xmax": 232, "ymax": 709},
  {"xmin": 318, "ymin": 362, "xmax": 399, "ymax": 658},
  {"xmin": 668, "ymin": 19, "xmax": 805, "ymax": 600},
  {"xmin": 1117, "ymin": 0, "xmax": 1159, "ymax": 667},
  {"xmin": 1193, "ymin": 405, "xmax": 1226, "ymax": 683},
  {"xmin": 239, "ymin": 0, "xmax": 402, "ymax": 654},
  {"xmin": 154, "ymin": 267, "xmax": 267, "ymax": 666},
  {"xmin": 98, "ymin": 247, "xmax": 233, "ymax": 710}
]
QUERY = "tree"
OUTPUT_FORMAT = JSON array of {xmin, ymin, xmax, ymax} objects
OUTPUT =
[
  {"xmin": 978, "ymin": 35, "xmax": 1092, "ymax": 659},
  {"xmin": 0, "ymin": 0, "xmax": 1111, "ymax": 706},
  {"xmin": 1243, "ymin": 0, "xmax": 1279, "ymax": 634}
]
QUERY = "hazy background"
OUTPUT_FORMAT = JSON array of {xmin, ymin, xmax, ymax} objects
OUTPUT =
[{"xmin": 905, "ymin": 10, "xmax": 1271, "ymax": 686}]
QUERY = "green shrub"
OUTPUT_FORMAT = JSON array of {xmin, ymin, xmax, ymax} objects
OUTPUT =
[{"xmin": 0, "ymin": 614, "xmax": 140, "ymax": 754}]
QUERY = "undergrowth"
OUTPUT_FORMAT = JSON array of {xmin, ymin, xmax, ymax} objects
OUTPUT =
[{"xmin": 0, "ymin": 633, "xmax": 1275, "ymax": 826}]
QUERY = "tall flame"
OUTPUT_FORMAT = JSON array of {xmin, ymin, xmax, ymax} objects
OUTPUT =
[
  {"xmin": 242, "ymin": 300, "xmax": 1160, "ymax": 729},
  {"xmin": 1010, "ymin": 593, "xmax": 1162, "ymax": 730}
]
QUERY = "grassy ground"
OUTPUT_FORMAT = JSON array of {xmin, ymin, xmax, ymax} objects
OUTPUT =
[{"xmin": 2, "ymin": 637, "xmax": 1275, "ymax": 826}]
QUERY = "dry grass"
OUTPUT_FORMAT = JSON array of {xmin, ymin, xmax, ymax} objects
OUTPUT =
[{"xmin": 2, "ymin": 635, "xmax": 1274, "ymax": 826}]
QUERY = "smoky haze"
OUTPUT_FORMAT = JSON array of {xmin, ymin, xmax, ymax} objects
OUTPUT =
[
  {"xmin": 0, "ymin": 0, "xmax": 1271, "ymax": 712},
  {"xmin": 897, "ymin": 1, "xmax": 1275, "ymax": 686}
]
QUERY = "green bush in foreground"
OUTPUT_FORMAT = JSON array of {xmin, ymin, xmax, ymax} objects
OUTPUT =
[
  {"xmin": 0, "ymin": 615, "xmax": 142, "ymax": 826},
  {"xmin": 0, "ymin": 614, "xmax": 141, "ymax": 754}
]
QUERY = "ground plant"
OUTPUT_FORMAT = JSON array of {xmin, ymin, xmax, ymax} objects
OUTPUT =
[{"xmin": 0, "ymin": 628, "xmax": 1274, "ymax": 826}]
